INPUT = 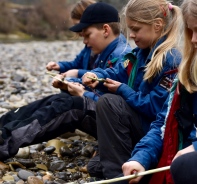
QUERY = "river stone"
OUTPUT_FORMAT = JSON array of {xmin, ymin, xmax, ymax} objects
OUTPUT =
[{"xmin": 17, "ymin": 169, "xmax": 35, "ymax": 180}]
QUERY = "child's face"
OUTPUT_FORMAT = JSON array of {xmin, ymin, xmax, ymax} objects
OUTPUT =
[
  {"xmin": 82, "ymin": 26, "xmax": 107, "ymax": 54},
  {"xmin": 126, "ymin": 18, "xmax": 160, "ymax": 49},
  {"xmin": 187, "ymin": 15, "xmax": 197, "ymax": 50}
]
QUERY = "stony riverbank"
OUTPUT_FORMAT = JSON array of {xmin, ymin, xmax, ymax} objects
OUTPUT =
[{"xmin": 0, "ymin": 41, "xmax": 99, "ymax": 184}]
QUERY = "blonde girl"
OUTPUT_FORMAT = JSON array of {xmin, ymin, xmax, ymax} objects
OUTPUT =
[{"xmin": 83, "ymin": 0, "xmax": 183, "ymax": 181}]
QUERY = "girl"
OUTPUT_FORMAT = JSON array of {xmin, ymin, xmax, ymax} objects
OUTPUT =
[
  {"xmin": 170, "ymin": 0, "xmax": 197, "ymax": 183},
  {"xmin": 121, "ymin": 0, "xmax": 197, "ymax": 184},
  {"xmin": 82, "ymin": 0, "xmax": 183, "ymax": 180}
]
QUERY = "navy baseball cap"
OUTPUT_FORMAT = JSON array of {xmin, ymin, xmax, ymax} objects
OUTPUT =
[{"xmin": 69, "ymin": 2, "xmax": 119, "ymax": 32}]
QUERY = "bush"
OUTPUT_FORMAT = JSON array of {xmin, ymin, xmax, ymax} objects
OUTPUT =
[
  {"xmin": 34, "ymin": 0, "xmax": 71, "ymax": 39},
  {"xmin": 0, "ymin": 0, "xmax": 17, "ymax": 33}
]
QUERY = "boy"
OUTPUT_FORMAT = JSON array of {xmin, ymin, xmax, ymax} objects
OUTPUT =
[
  {"xmin": 0, "ymin": 2, "xmax": 131, "ymax": 160},
  {"xmin": 52, "ymin": 1, "xmax": 131, "ymax": 101}
]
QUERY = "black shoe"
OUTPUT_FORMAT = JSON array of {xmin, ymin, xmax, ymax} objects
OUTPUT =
[
  {"xmin": 87, "ymin": 151, "xmax": 104, "ymax": 179},
  {"xmin": 0, "ymin": 130, "xmax": 4, "ymax": 145}
]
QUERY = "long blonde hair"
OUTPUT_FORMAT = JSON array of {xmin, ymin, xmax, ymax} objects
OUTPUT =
[
  {"xmin": 179, "ymin": 0, "xmax": 197, "ymax": 93},
  {"xmin": 123, "ymin": 0, "xmax": 182, "ymax": 82}
]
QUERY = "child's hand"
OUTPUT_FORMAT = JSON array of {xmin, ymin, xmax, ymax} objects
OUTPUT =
[
  {"xmin": 122, "ymin": 161, "xmax": 145, "ymax": 184},
  {"xmin": 103, "ymin": 78, "xmax": 122, "ymax": 93},
  {"xmin": 82, "ymin": 72, "xmax": 99, "ymax": 88},
  {"xmin": 46, "ymin": 61, "xmax": 60, "ymax": 71},
  {"xmin": 67, "ymin": 82, "xmax": 85, "ymax": 96},
  {"xmin": 52, "ymin": 74, "xmax": 67, "ymax": 90}
]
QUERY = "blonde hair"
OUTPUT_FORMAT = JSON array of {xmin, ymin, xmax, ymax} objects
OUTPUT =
[
  {"xmin": 71, "ymin": 0, "xmax": 97, "ymax": 20},
  {"xmin": 178, "ymin": 0, "xmax": 197, "ymax": 93},
  {"xmin": 122, "ymin": 0, "xmax": 182, "ymax": 82}
]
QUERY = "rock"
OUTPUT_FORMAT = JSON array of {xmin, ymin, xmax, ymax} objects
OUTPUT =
[
  {"xmin": 27, "ymin": 176, "xmax": 44, "ymax": 184},
  {"xmin": 17, "ymin": 169, "xmax": 35, "ymax": 180},
  {"xmin": 0, "ymin": 161, "xmax": 9, "ymax": 171},
  {"xmin": 15, "ymin": 147, "xmax": 30, "ymax": 159}
]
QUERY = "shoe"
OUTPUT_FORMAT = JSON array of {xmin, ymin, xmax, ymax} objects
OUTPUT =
[{"xmin": 87, "ymin": 151, "xmax": 104, "ymax": 178}]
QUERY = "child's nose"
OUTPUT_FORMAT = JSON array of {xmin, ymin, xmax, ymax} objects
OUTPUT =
[{"xmin": 129, "ymin": 32, "xmax": 135, "ymax": 39}]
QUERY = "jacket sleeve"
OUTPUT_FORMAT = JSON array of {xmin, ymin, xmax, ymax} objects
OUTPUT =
[
  {"xmin": 116, "ymin": 50, "xmax": 181, "ymax": 118},
  {"xmin": 58, "ymin": 46, "xmax": 89, "ymax": 73},
  {"xmin": 83, "ymin": 91, "xmax": 100, "ymax": 102},
  {"xmin": 116, "ymin": 67, "xmax": 176, "ymax": 118},
  {"xmin": 128, "ymin": 97, "xmax": 169, "ymax": 170},
  {"xmin": 92, "ymin": 62, "xmax": 129, "ymax": 84},
  {"xmin": 78, "ymin": 69, "xmax": 89, "ymax": 78}
]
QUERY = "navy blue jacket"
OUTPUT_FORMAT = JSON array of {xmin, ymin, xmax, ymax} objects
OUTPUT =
[
  {"xmin": 68, "ymin": 34, "xmax": 132, "ymax": 101},
  {"xmin": 58, "ymin": 34, "xmax": 130, "ymax": 78},
  {"xmin": 91, "ymin": 37, "xmax": 181, "ymax": 132},
  {"xmin": 58, "ymin": 45, "xmax": 91, "ymax": 78},
  {"xmin": 130, "ymin": 80, "xmax": 197, "ymax": 170}
]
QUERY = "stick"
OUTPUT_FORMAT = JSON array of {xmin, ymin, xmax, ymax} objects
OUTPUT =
[
  {"xmin": 46, "ymin": 71, "xmax": 68, "ymax": 84},
  {"xmin": 84, "ymin": 166, "xmax": 170, "ymax": 184},
  {"xmin": 46, "ymin": 71, "xmax": 59, "ymax": 76},
  {"xmin": 87, "ymin": 76, "xmax": 106, "ymax": 82}
]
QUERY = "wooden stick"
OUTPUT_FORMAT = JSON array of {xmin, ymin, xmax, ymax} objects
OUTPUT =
[
  {"xmin": 46, "ymin": 71, "xmax": 68, "ymax": 84},
  {"xmin": 87, "ymin": 76, "xmax": 106, "ymax": 82},
  {"xmin": 83, "ymin": 166, "xmax": 170, "ymax": 184},
  {"xmin": 46, "ymin": 71, "xmax": 59, "ymax": 76}
]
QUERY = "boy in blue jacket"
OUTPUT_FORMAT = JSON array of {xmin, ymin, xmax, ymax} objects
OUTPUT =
[{"xmin": 0, "ymin": 2, "xmax": 131, "ymax": 161}]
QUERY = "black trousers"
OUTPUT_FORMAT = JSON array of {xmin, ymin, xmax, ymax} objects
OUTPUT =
[
  {"xmin": 0, "ymin": 93, "xmax": 97, "ymax": 160},
  {"xmin": 171, "ymin": 151, "xmax": 197, "ymax": 184},
  {"xmin": 95, "ymin": 94, "xmax": 145, "ymax": 179}
]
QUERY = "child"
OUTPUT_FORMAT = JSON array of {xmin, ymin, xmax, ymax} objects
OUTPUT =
[
  {"xmin": 51, "ymin": 1, "xmax": 131, "ymax": 101},
  {"xmin": 120, "ymin": 0, "xmax": 197, "ymax": 183},
  {"xmin": 46, "ymin": 0, "xmax": 98, "ymax": 79},
  {"xmin": 0, "ymin": 2, "xmax": 131, "ymax": 161},
  {"xmin": 46, "ymin": 0, "xmax": 129, "ymax": 81},
  {"xmin": 82, "ymin": 0, "xmax": 183, "ymax": 180},
  {"xmin": 165, "ymin": 0, "xmax": 197, "ymax": 183}
]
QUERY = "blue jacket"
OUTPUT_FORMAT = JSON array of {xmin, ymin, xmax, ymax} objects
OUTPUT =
[
  {"xmin": 58, "ymin": 45, "xmax": 92, "ymax": 77},
  {"xmin": 68, "ymin": 34, "xmax": 132, "ymax": 101},
  {"xmin": 58, "ymin": 34, "xmax": 130, "ymax": 78},
  {"xmin": 130, "ymin": 82, "xmax": 197, "ymax": 171},
  {"xmin": 91, "ymin": 37, "xmax": 181, "ymax": 132}
]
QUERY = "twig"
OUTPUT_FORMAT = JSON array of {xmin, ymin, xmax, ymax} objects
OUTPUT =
[
  {"xmin": 87, "ymin": 76, "xmax": 106, "ymax": 82},
  {"xmin": 46, "ymin": 71, "xmax": 68, "ymax": 84},
  {"xmin": 84, "ymin": 166, "xmax": 170, "ymax": 184},
  {"xmin": 46, "ymin": 71, "xmax": 59, "ymax": 76}
]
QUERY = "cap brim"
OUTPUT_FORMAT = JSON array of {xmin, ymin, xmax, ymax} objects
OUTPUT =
[{"xmin": 69, "ymin": 23, "xmax": 91, "ymax": 32}]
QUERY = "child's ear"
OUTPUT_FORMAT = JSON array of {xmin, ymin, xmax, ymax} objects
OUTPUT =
[
  {"xmin": 154, "ymin": 18, "xmax": 164, "ymax": 33},
  {"xmin": 103, "ymin": 24, "xmax": 110, "ymax": 38}
]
